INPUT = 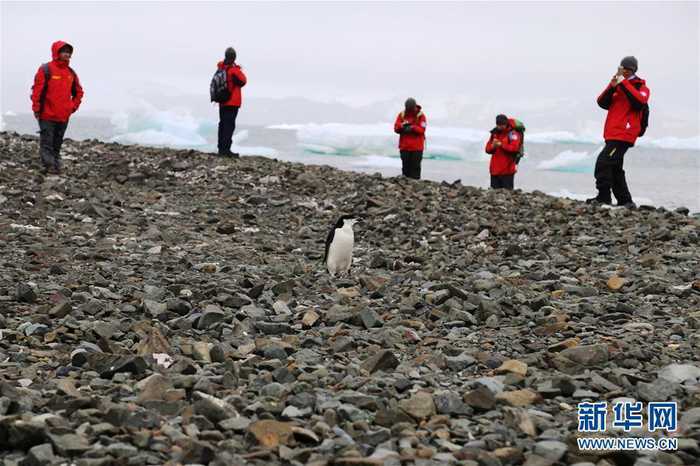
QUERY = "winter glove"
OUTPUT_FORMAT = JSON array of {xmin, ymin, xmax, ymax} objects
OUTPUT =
[{"xmin": 402, "ymin": 123, "xmax": 412, "ymax": 134}]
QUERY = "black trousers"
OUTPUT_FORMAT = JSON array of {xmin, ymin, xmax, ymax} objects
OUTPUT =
[
  {"xmin": 594, "ymin": 140, "xmax": 632, "ymax": 204},
  {"xmin": 38, "ymin": 120, "xmax": 68, "ymax": 170},
  {"xmin": 218, "ymin": 106, "xmax": 239, "ymax": 154},
  {"xmin": 400, "ymin": 150, "xmax": 423, "ymax": 179},
  {"xmin": 490, "ymin": 175, "xmax": 514, "ymax": 190}
]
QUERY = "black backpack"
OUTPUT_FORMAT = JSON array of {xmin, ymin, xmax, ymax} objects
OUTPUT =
[
  {"xmin": 34, "ymin": 63, "xmax": 78, "ymax": 114},
  {"xmin": 639, "ymin": 104, "xmax": 650, "ymax": 137},
  {"xmin": 632, "ymin": 81, "xmax": 650, "ymax": 137},
  {"xmin": 210, "ymin": 67, "xmax": 231, "ymax": 103}
]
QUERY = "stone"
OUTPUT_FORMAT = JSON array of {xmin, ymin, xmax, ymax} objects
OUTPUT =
[
  {"xmin": 55, "ymin": 379, "xmax": 82, "ymax": 398},
  {"xmin": 193, "ymin": 391, "xmax": 238, "ymax": 423},
  {"xmin": 48, "ymin": 433, "xmax": 89, "ymax": 456},
  {"xmin": 198, "ymin": 306, "xmax": 226, "ymax": 329},
  {"xmin": 434, "ymin": 390, "xmax": 470, "ymax": 415},
  {"xmin": 302, "ymin": 310, "xmax": 320, "ymax": 327},
  {"xmin": 399, "ymin": 391, "xmax": 436, "ymax": 419},
  {"xmin": 216, "ymin": 223, "xmax": 236, "ymax": 234},
  {"xmin": 607, "ymin": 276, "xmax": 625, "ymax": 291},
  {"xmin": 86, "ymin": 354, "xmax": 147, "ymax": 378},
  {"xmin": 137, "ymin": 374, "xmax": 172, "ymax": 402},
  {"xmin": 496, "ymin": 389, "xmax": 542, "ymax": 407},
  {"xmin": 680, "ymin": 407, "xmax": 700, "ymax": 428},
  {"xmin": 272, "ymin": 300, "xmax": 292, "ymax": 315},
  {"xmin": 166, "ymin": 298, "xmax": 191, "ymax": 315},
  {"xmin": 359, "ymin": 308, "xmax": 382, "ymax": 328},
  {"xmin": 637, "ymin": 378, "xmax": 678, "ymax": 402},
  {"xmin": 16, "ymin": 283, "xmax": 37, "ymax": 303},
  {"xmin": 219, "ymin": 416, "xmax": 251, "ymax": 432},
  {"xmin": 22, "ymin": 443, "xmax": 57, "ymax": 466},
  {"xmin": 49, "ymin": 300, "xmax": 72, "ymax": 318},
  {"xmin": 495, "ymin": 359, "xmax": 528, "ymax": 377},
  {"xmin": 255, "ymin": 321, "xmax": 293, "ymax": 335},
  {"xmin": 464, "ymin": 385, "xmax": 497, "ymax": 410},
  {"xmin": 446, "ymin": 353, "xmax": 476, "ymax": 371},
  {"xmin": 658, "ymin": 364, "xmax": 700, "ymax": 384},
  {"xmin": 534, "ymin": 440, "xmax": 567, "ymax": 461},
  {"xmin": 192, "ymin": 341, "xmax": 212, "ymax": 362},
  {"xmin": 143, "ymin": 299, "xmax": 167, "ymax": 317},
  {"xmin": 361, "ymin": 350, "xmax": 399, "ymax": 374},
  {"xmin": 249, "ymin": 420, "xmax": 294, "ymax": 447},
  {"xmin": 503, "ymin": 407, "xmax": 537, "ymax": 436},
  {"xmin": 560, "ymin": 344, "xmax": 609, "ymax": 366},
  {"xmin": 272, "ymin": 280, "xmax": 296, "ymax": 295}
]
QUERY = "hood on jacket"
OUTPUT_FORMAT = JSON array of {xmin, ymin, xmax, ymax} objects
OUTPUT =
[
  {"xmin": 404, "ymin": 104, "xmax": 422, "ymax": 116},
  {"xmin": 217, "ymin": 60, "xmax": 237, "ymax": 70},
  {"xmin": 51, "ymin": 40, "xmax": 73, "ymax": 61},
  {"xmin": 491, "ymin": 122, "xmax": 513, "ymax": 134},
  {"xmin": 627, "ymin": 76, "xmax": 646, "ymax": 86}
]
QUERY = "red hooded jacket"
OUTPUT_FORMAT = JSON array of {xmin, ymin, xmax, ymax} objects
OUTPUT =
[
  {"xmin": 485, "ymin": 121, "xmax": 521, "ymax": 176},
  {"xmin": 394, "ymin": 106, "xmax": 427, "ymax": 152},
  {"xmin": 31, "ymin": 41, "xmax": 84, "ymax": 123},
  {"xmin": 216, "ymin": 61, "xmax": 247, "ymax": 107},
  {"xmin": 597, "ymin": 76, "xmax": 650, "ymax": 145}
]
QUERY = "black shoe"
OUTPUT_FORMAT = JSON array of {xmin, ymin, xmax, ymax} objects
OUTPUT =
[
  {"xmin": 585, "ymin": 197, "xmax": 611, "ymax": 206},
  {"xmin": 618, "ymin": 201, "xmax": 636, "ymax": 209}
]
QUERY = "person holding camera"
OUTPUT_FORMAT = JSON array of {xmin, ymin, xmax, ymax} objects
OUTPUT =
[
  {"xmin": 394, "ymin": 98, "xmax": 427, "ymax": 180},
  {"xmin": 485, "ymin": 114, "xmax": 521, "ymax": 189},
  {"xmin": 586, "ymin": 56, "xmax": 650, "ymax": 207}
]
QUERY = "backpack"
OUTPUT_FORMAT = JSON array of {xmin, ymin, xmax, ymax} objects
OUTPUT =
[
  {"xmin": 34, "ymin": 63, "xmax": 78, "ymax": 115},
  {"xmin": 508, "ymin": 118, "xmax": 526, "ymax": 164},
  {"xmin": 210, "ymin": 66, "xmax": 231, "ymax": 103},
  {"xmin": 632, "ymin": 82, "xmax": 650, "ymax": 137}
]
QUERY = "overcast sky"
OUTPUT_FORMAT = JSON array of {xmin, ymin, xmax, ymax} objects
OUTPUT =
[{"xmin": 1, "ymin": 1, "xmax": 698, "ymax": 134}]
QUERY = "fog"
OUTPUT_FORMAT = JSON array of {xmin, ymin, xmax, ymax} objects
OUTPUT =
[{"xmin": 1, "ymin": 1, "xmax": 698, "ymax": 135}]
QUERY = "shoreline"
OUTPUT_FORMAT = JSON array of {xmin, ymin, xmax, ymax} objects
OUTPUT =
[{"xmin": 3, "ymin": 129, "xmax": 699, "ymax": 216}]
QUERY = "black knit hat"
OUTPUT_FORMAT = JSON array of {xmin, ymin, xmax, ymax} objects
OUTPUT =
[
  {"xmin": 58, "ymin": 43, "xmax": 73, "ymax": 54},
  {"xmin": 496, "ymin": 114, "xmax": 508, "ymax": 126},
  {"xmin": 224, "ymin": 47, "xmax": 236, "ymax": 63},
  {"xmin": 620, "ymin": 56, "xmax": 638, "ymax": 72}
]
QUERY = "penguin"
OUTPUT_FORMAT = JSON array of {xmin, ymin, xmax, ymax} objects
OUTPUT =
[{"xmin": 324, "ymin": 215, "xmax": 357, "ymax": 277}]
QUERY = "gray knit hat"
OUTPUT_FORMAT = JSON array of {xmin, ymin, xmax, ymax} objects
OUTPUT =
[{"xmin": 620, "ymin": 56, "xmax": 638, "ymax": 72}]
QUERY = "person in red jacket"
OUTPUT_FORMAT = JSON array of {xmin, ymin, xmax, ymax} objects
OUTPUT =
[
  {"xmin": 587, "ymin": 56, "xmax": 650, "ymax": 207},
  {"xmin": 216, "ymin": 47, "xmax": 247, "ymax": 158},
  {"xmin": 30, "ymin": 40, "xmax": 84, "ymax": 174},
  {"xmin": 394, "ymin": 98, "xmax": 427, "ymax": 179},
  {"xmin": 485, "ymin": 114, "xmax": 521, "ymax": 189}
]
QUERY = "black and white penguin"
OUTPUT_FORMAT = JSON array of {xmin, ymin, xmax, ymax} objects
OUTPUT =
[{"xmin": 324, "ymin": 215, "xmax": 357, "ymax": 277}]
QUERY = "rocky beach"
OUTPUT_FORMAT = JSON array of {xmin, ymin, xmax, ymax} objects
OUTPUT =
[{"xmin": 0, "ymin": 131, "xmax": 698, "ymax": 466}]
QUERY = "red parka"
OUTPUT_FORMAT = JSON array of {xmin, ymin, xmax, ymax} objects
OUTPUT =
[
  {"xmin": 31, "ymin": 41, "xmax": 84, "ymax": 123},
  {"xmin": 485, "ymin": 122, "xmax": 521, "ymax": 176},
  {"xmin": 394, "ymin": 106, "xmax": 427, "ymax": 152},
  {"xmin": 597, "ymin": 76, "xmax": 650, "ymax": 145},
  {"xmin": 216, "ymin": 61, "xmax": 247, "ymax": 107}
]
